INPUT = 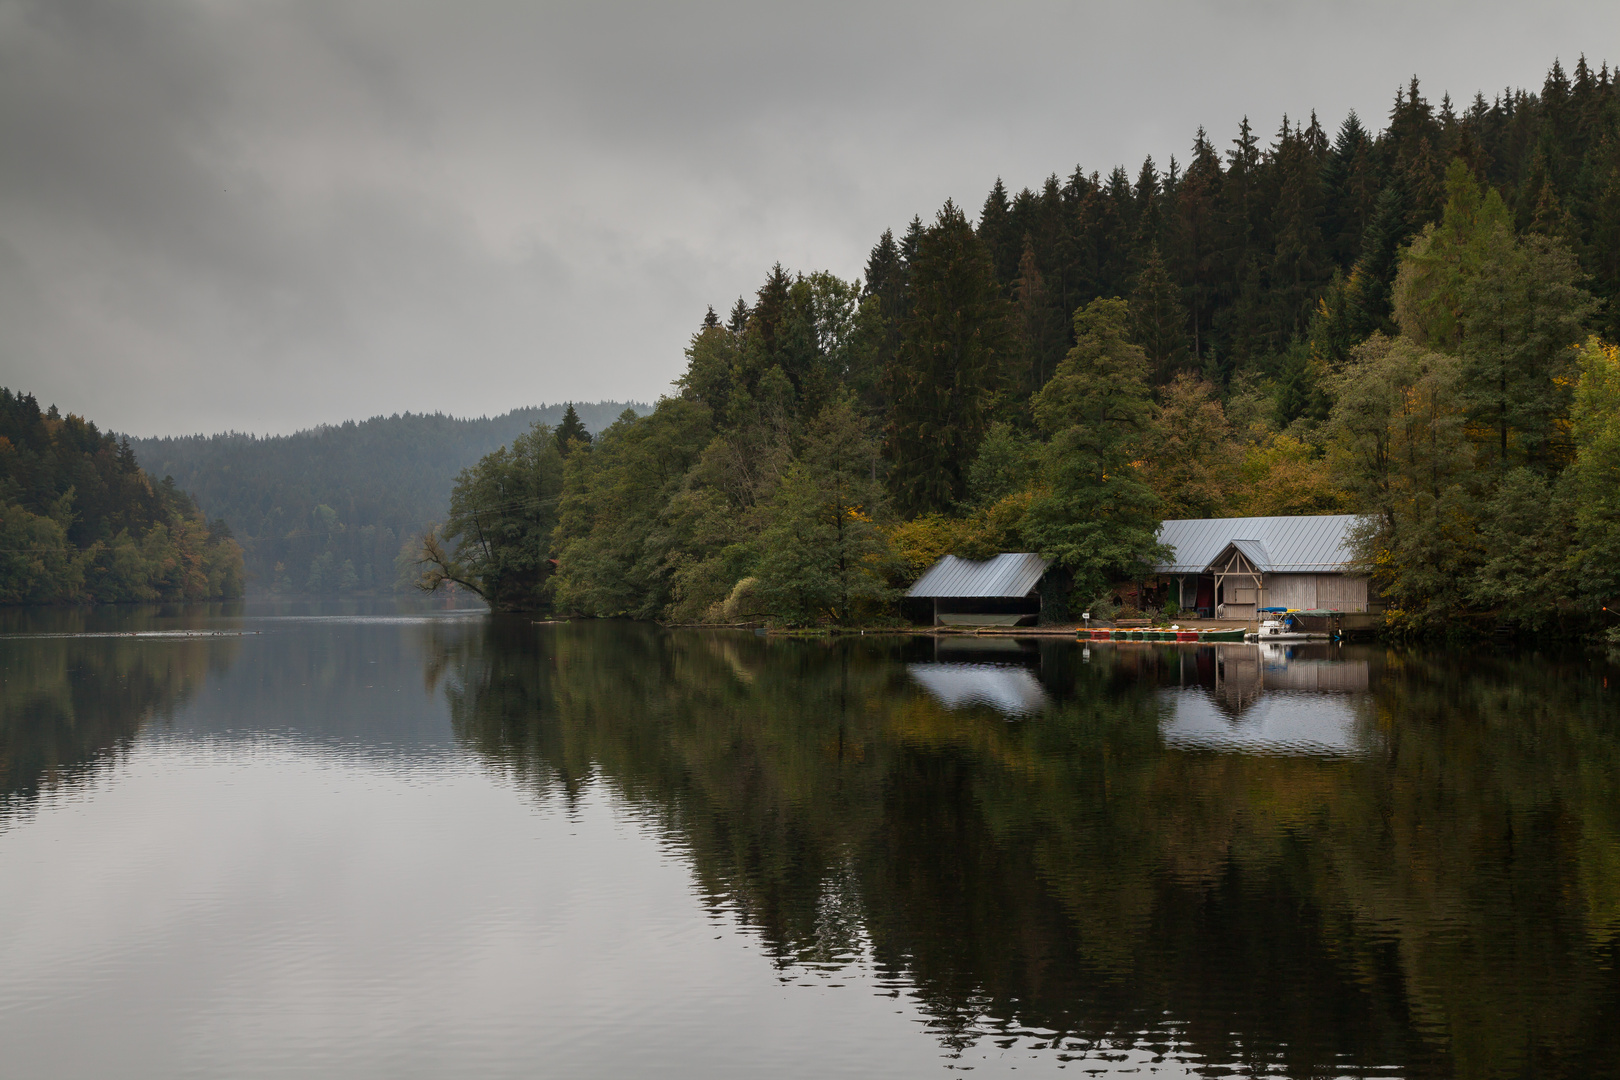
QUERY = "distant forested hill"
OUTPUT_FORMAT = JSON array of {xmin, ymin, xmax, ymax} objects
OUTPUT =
[
  {"xmin": 131, "ymin": 403, "xmax": 644, "ymax": 596},
  {"xmin": 1, "ymin": 389, "xmax": 243, "ymax": 604}
]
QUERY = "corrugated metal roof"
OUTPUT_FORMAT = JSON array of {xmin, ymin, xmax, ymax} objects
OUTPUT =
[
  {"xmin": 1230, "ymin": 538, "xmax": 1272, "ymax": 569},
  {"xmin": 906, "ymin": 552, "xmax": 1050, "ymax": 598},
  {"xmin": 1153, "ymin": 515, "xmax": 1368, "ymax": 573}
]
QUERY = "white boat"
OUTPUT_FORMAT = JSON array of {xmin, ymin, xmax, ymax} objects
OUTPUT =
[{"xmin": 1250, "ymin": 618, "xmax": 1330, "ymax": 642}]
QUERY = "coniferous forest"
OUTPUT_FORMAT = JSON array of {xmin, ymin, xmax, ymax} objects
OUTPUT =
[
  {"xmin": 421, "ymin": 60, "xmax": 1620, "ymax": 637},
  {"xmin": 0, "ymin": 390, "xmax": 243, "ymax": 603}
]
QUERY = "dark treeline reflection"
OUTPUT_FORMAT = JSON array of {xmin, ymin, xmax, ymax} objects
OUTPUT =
[
  {"xmin": 0, "ymin": 600, "xmax": 469, "ymax": 808},
  {"xmin": 434, "ymin": 621, "xmax": 1620, "ymax": 1077},
  {"xmin": 0, "ymin": 612, "xmax": 242, "ymax": 804}
]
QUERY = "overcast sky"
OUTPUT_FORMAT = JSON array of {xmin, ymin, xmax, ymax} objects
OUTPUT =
[{"xmin": 2, "ymin": 0, "xmax": 1616, "ymax": 437}]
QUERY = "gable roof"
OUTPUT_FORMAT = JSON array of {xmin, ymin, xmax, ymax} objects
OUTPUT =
[
  {"xmin": 1228, "ymin": 538, "xmax": 1271, "ymax": 569},
  {"xmin": 1153, "ymin": 515, "xmax": 1366, "ymax": 574},
  {"xmin": 906, "ymin": 553, "xmax": 1050, "ymax": 599}
]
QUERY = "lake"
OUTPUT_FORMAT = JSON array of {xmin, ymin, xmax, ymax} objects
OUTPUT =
[{"xmin": 2, "ymin": 602, "xmax": 1617, "ymax": 1078}]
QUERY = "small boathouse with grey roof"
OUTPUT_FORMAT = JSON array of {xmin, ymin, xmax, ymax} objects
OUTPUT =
[
  {"xmin": 1153, "ymin": 514, "xmax": 1375, "ymax": 621},
  {"xmin": 905, "ymin": 552, "xmax": 1052, "ymax": 627}
]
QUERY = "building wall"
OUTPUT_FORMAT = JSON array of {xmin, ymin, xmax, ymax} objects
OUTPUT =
[
  {"xmin": 1264, "ymin": 574, "xmax": 1316, "ymax": 610},
  {"xmin": 1261, "ymin": 573, "xmax": 1368, "ymax": 612},
  {"xmin": 1216, "ymin": 579, "xmax": 1257, "ymax": 620},
  {"xmin": 1316, "ymin": 574, "xmax": 1369, "ymax": 610},
  {"xmin": 1181, "ymin": 571, "xmax": 1372, "ymax": 618}
]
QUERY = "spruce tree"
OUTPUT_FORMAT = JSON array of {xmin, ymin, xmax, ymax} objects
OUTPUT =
[
  {"xmin": 1343, "ymin": 180, "xmax": 1410, "ymax": 339},
  {"xmin": 1401, "ymin": 137, "xmax": 1446, "ymax": 231},
  {"xmin": 899, "ymin": 215, "xmax": 924, "ymax": 266},
  {"xmin": 978, "ymin": 179, "xmax": 1020, "ymax": 287},
  {"xmin": 884, "ymin": 201, "xmax": 1014, "ymax": 515},
  {"xmin": 1587, "ymin": 164, "xmax": 1620, "ymax": 341},
  {"xmin": 554, "ymin": 404, "xmax": 592, "ymax": 457},
  {"xmin": 863, "ymin": 228, "xmax": 908, "ymax": 323},
  {"xmin": 1269, "ymin": 120, "xmax": 1330, "ymax": 342},
  {"xmin": 1129, "ymin": 244, "xmax": 1189, "ymax": 380},
  {"xmin": 861, "ymin": 229, "xmax": 909, "ymax": 414},
  {"xmin": 1171, "ymin": 128, "xmax": 1223, "ymax": 363},
  {"xmin": 1012, "ymin": 236, "xmax": 1067, "ymax": 400},
  {"xmin": 750, "ymin": 263, "xmax": 794, "ymax": 359}
]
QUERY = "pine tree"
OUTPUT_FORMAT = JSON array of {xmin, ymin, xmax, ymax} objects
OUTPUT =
[
  {"xmin": 1385, "ymin": 77, "xmax": 1440, "ymax": 174},
  {"xmin": 1093, "ymin": 166, "xmax": 1137, "ymax": 299},
  {"xmin": 899, "ymin": 215, "xmax": 924, "ymax": 266},
  {"xmin": 1133, "ymin": 156, "xmax": 1164, "ymax": 254},
  {"xmin": 750, "ymin": 263, "xmax": 794, "ymax": 359},
  {"xmin": 1210, "ymin": 115, "xmax": 1268, "ymax": 368},
  {"xmin": 978, "ymin": 178, "xmax": 1019, "ymax": 287},
  {"xmin": 863, "ymin": 228, "xmax": 908, "ymax": 321},
  {"xmin": 1401, "ymin": 136, "xmax": 1446, "ymax": 231},
  {"xmin": 884, "ymin": 201, "xmax": 1014, "ymax": 515},
  {"xmin": 1269, "ymin": 118, "xmax": 1331, "ymax": 342},
  {"xmin": 1586, "ymin": 163, "xmax": 1620, "ymax": 340},
  {"xmin": 1307, "ymin": 269, "xmax": 1359, "ymax": 370},
  {"xmin": 1011, "ymin": 236, "xmax": 1067, "ymax": 402},
  {"xmin": 1129, "ymin": 244, "xmax": 1189, "ymax": 380},
  {"xmin": 1343, "ymin": 180, "xmax": 1410, "ymax": 339},
  {"xmin": 861, "ymin": 229, "xmax": 909, "ymax": 415},
  {"xmin": 554, "ymin": 404, "xmax": 592, "ymax": 457},
  {"xmin": 1171, "ymin": 128, "xmax": 1223, "ymax": 363}
]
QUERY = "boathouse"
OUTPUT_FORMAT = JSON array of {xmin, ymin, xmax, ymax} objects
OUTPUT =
[
  {"xmin": 1152, "ymin": 515, "xmax": 1374, "ymax": 622},
  {"xmin": 906, "ymin": 552, "xmax": 1052, "ymax": 627}
]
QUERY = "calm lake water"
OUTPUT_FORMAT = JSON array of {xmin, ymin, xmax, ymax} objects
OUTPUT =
[{"xmin": 2, "ymin": 601, "xmax": 1618, "ymax": 1078}]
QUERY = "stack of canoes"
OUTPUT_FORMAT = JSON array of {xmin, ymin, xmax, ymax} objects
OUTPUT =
[{"xmin": 1078, "ymin": 627, "xmax": 1247, "ymax": 643}]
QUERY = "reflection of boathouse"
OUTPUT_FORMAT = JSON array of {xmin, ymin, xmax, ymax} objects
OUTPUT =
[
  {"xmin": 1160, "ymin": 643, "xmax": 1374, "ymax": 755},
  {"xmin": 907, "ymin": 636, "xmax": 1053, "ymax": 716},
  {"xmin": 1152, "ymin": 515, "xmax": 1377, "ymax": 622}
]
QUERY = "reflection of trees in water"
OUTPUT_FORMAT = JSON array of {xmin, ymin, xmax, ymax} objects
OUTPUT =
[
  {"xmin": 0, "ymin": 633, "xmax": 238, "ymax": 806},
  {"xmin": 434, "ymin": 623, "xmax": 1620, "ymax": 1077}
]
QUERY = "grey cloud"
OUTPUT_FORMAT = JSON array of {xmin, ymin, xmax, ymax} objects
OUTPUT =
[{"xmin": 1, "ymin": 0, "xmax": 1615, "ymax": 435}]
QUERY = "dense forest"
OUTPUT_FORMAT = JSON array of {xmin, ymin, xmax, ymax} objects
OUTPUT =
[
  {"xmin": 420, "ymin": 59, "xmax": 1620, "ymax": 637},
  {"xmin": 0, "ymin": 389, "xmax": 243, "ymax": 604},
  {"xmin": 134, "ymin": 402, "xmax": 642, "ymax": 597}
]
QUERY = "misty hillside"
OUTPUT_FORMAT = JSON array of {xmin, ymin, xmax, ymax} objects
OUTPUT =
[{"xmin": 131, "ymin": 402, "xmax": 645, "ymax": 595}]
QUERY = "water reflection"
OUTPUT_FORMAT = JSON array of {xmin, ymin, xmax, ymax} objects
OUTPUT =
[
  {"xmin": 435, "ymin": 625, "xmax": 1620, "ymax": 1077},
  {"xmin": 0, "ymin": 622, "xmax": 238, "ymax": 807},
  {"xmin": 1150, "ymin": 642, "xmax": 1376, "ymax": 755},
  {"xmin": 0, "ymin": 599, "xmax": 482, "ymax": 809},
  {"xmin": 908, "ymin": 664, "xmax": 1050, "ymax": 716},
  {"xmin": 906, "ymin": 638, "xmax": 1051, "ymax": 717},
  {"xmin": 2, "ymin": 612, "xmax": 1619, "ymax": 1078}
]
